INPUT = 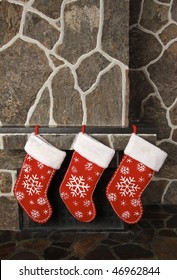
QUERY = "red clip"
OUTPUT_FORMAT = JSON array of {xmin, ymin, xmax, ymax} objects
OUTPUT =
[
  {"xmin": 132, "ymin": 124, "xmax": 137, "ymax": 134},
  {"xmin": 81, "ymin": 124, "xmax": 86, "ymax": 134},
  {"xmin": 34, "ymin": 125, "xmax": 39, "ymax": 135}
]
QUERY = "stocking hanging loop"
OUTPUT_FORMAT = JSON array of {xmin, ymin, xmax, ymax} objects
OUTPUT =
[
  {"xmin": 81, "ymin": 124, "xmax": 86, "ymax": 134},
  {"xmin": 132, "ymin": 124, "xmax": 137, "ymax": 134},
  {"xmin": 34, "ymin": 124, "xmax": 39, "ymax": 135}
]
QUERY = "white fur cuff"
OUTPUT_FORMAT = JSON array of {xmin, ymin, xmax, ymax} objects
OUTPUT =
[
  {"xmin": 124, "ymin": 133, "xmax": 167, "ymax": 171},
  {"xmin": 25, "ymin": 133, "xmax": 66, "ymax": 170},
  {"xmin": 73, "ymin": 132, "xmax": 115, "ymax": 168}
]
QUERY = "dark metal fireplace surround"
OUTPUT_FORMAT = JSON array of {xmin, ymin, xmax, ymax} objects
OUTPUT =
[{"xmin": 2, "ymin": 126, "xmax": 157, "ymax": 232}]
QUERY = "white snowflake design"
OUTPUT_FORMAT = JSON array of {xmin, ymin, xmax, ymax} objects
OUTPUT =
[
  {"xmin": 134, "ymin": 211, "xmax": 140, "ymax": 216},
  {"xmin": 83, "ymin": 199, "xmax": 91, "ymax": 207},
  {"xmin": 138, "ymin": 177, "xmax": 145, "ymax": 183},
  {"xmin": 122, "ymin": 211, "xmax": 130, "ymax": 219},
  {"xmin": 60, "ymin": 192, "xmax": 69, "ymax": 200},
  {"xmin": 121, "ymin": 200, "xmax": 126, "ymax": 206},
  {"xmin": 37, "ymin": 197, "xmax": 47, "ymax": 205},
  {"xmin": 37, "ymin": 162, "xmax": 44, "ymax": 169},
  {"xmin": 120, "ymin": 165, "xmax": 130, "ymax": 175},
  {"xmin": 116, "ymin": 176, "xmax": 140, "ymax": 197},
  {"xmin": 23, "ymin": 164, "xmax": 32, "ymax": 173},
  {"xmin": 29, "ymin": 200, "xmax": 34, "ymax": 205},
  {"xmin": 85, "ymin": 162, "xmax": 93, "ymax": 171},
  {"xmin": 87, "ymin": 210, "xmax": 93, "ymax": 216},
  {"xmin": 74, "ymin": 157, "xmax": 79, "ymax": 163},
  {"xmin": 75, "ymin": 211, "xmax": 83, "ymax": 218},
  {"xmin": 148, "ymin": 172, "xmax": 153, "ymax": 177},
  {"xmin": 137, "ymin": 163, "xmax": 146, "ymax": 172},
  {"xmin": 131, "ymin": 199, "xmax": 140, "ymax": 207},
  {"xmin": 31, "ymin": 209, "xmax": 40, "ymax": 218},
  {"xmin": 95, "ymin": 171, "xmax": 101, "ymax": 177},
  {"xmin": 71, "ymin": 166, "xmax": 78, "ymax": 173},
  {"xmin": 40, "ymin": 175, "xmax": 45, "ymax": 180},
  {"xmin": 107, "ymin": 192, "xmax": 117, "ymax": 202},
  {"xmin": 47, "ymin": 170, "xmax": 53, "ymax": 175},
  {"xmin": 87, "ymin": 176, "xmax": 93, "ymax": 181},
  {"xmin": 16, "ymin": 191, "xmax": 25, "ymax": 201},
  {"xmin": 27, "ymin": 155, "xmax": 33, "ymax": 161},
  {"xmin": 43, "ymin": 209, "xmax": 49, "ymax": 215},
  {"xmin": 73, "ymin": 200, "xmax": 79, "ymax": 206},
  {"xmin": 22, "ymin": 174, "xmax": 43, "ymax": 196},
  {"xmin": 66, "ymin": 175, "xmax": 90, "ymax": 198},
  {"xmin": 126, "ymin": 158, "xmax": 132, "ymax": 163}
]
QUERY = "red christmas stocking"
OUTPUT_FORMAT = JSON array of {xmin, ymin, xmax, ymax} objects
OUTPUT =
[
  {"xmin": 59, "ymin": 132, "xmax": 115, "ymax": 222},
  {"xmin": 106, "ymin": 130, "xmax": 167, "ymax": 224},
  {"xmin": 14, "ymin": 132, "xmax": 66, "ymax": 223}
]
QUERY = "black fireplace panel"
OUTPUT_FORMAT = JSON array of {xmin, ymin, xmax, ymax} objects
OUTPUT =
[{"xmin": 19, "ymin": 151, "xmax": 125, "ymax": 231}]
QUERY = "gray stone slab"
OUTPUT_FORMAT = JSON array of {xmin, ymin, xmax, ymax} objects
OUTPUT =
[
  {"xmin": 0, "ymin": 1, "xmax": 23, "ymax": 48},
  {"xmin": 0, "ymin": 196, "xmax": 19, "ymax": 230},
  {"xmin": 52, "ymin": 67, "xmax": 83, "ymax": 125},
  {"xmin": 0, "ymin": 39, "xmax": 52, "ymax": 125},
  {"xmin": 0, "ymin": 172, "xmax": 12, "ymax": 193},
  {"xmin": 86, "ymin": 65, "xmax": 123, "ymax": 126},
  {"xmin": 23, "ymin": 11, "xmax": 60, "ymax": 49}
]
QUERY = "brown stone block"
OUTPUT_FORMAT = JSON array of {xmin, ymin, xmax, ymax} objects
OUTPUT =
[
  {"xmin": 86, "ymin": 65, "xmax": 122, "ymax": 126},
  {"xmin": 57, "ymin": 0, "xmax": 100, "ymax": 64},
  {"xmin": 102, "ymin": 0, "xmax": 129, "ymax": 65},
  {"xmin": 72, "ymin": 233, "xmax": 105, "ymax": 257},
  {"xmin": 0, "ymin": 242, "xmax": 16, "ymax": 259},
  {"xmin": 76, "ymin": 52, "xmax": 110, "ymax": 92},
  {"xmin": 142, "ymin": 180, "xmax": 168, "ymax": 204},
  {"xmin": 0, "ymin": 150, "xmax": 25, "ymax": 169},
  {"xmin": 29, "ymin": 89, "xmax": 50, "ymax": 126},
  {"xmin": 42, "ymin": 134, "xmax": 75, "ymax": 150},
  {"xmin": 0, "ymin": 1, "xmax": 22, "ymax": 48},
  {"xmin": 172, "ymin": 0, "xmax": 177, "ymax": 22},
  {"xmin": 172, "ymin": 129, "xmax": 177, "ymax": 142},
  {"xmin": 153, "ymin": 237, "xmax": 177, "ymax": 259},
  {"xmin": 113, "ymin": 243, "xmax": 153, "ymax": 260},
  {"xmin": 129, "ymin": 70, "xmax": 154, "ymax": 122},
  {"xmin": 141, "ymin": 95, "xmax": 170, "ymax": 140},
  {"xmin": 130, "ymin": 0, "xmax": 142, "ymax": 26},
  {"xmin": 0, "ymin": 172, "xmax": 12, "ymax": 193},
  {"xmin": 130, "ymin": 27, "xmax": 162, "ymax": 69},
  {"xmin": 0, "ymin": 39, "xmax": 52, "ymax": 125},
  {"xmin": 140, "ymin": 0, "xmax": 169, "ymax": 33},
  {"xmin": 52, "ymin": 67, "xmax": 83, "ymax": 125},
  {"xmin": 158, "ymin": 142, "xmax": 177, "ymax": 179},
  {"xmin": 23, "ymin": 12, "xmax": 60, "ymax": 49},
  {"xmin": 32, "ymin": 0, "xmax": 63, "ymax": 19},
  {"xmin": 3, "ymin": 135, "xmax": 27, "ymax": 150},
  {"xmin": 159, "ymin": 24, "xmax": 177, "ymax": 45},
  {"xmin": 21, "ymin": 239, "xmax": 50, "ymax": 250},
  {"xmin": 0, "ymin": 196, "xmax": 19, "ymax": 230},
  {"xmin": 163, "ymin": 181, "xmax": 177, "ymax": 204},
  {"xmin": 111, "ymin": 134, "xmax": 156, "ymax": 150},
  {"xmin": 148, "ymin": 42, "xmax": 177, "ymax": 107},
  {"xmin": 84, "ymin": 245, "xmax": 116, "ymax": 260}
]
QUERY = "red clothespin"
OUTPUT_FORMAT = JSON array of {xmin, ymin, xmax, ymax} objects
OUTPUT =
[{"xmin": 34, "ymin": 124, "xmax": 39, "ymax": 135}]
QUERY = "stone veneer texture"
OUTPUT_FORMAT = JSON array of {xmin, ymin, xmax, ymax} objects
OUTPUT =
[
  {"xmin": 129, "ymin": 0, "xmax": 177, "ymax": 205},
  {"xmin": 0, "ymin": 0, "xmax": 177, "ymax": 230},
  {"xmin": 0, "ymin": 0, "xmax": 129, "ymax": 127},
  {"xmin": 0, "ymin": 0, "xmax": 129, "ymax": 229}
]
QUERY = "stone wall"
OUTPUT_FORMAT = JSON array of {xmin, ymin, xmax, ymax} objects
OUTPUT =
[
  {"xmin": 0, "ymin": 0, "xmax": 129, "ymax": 127},
  {"xmin": 0, "ymin": 0, "xmax": 177, "ymax": 230},
  {"xmin": 0, "ymin": 0, "xmax": 129, "ymax": 230},
  {"xmin": 129, "ymin": 0, "xmax": 177, "ymax": 204}
]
